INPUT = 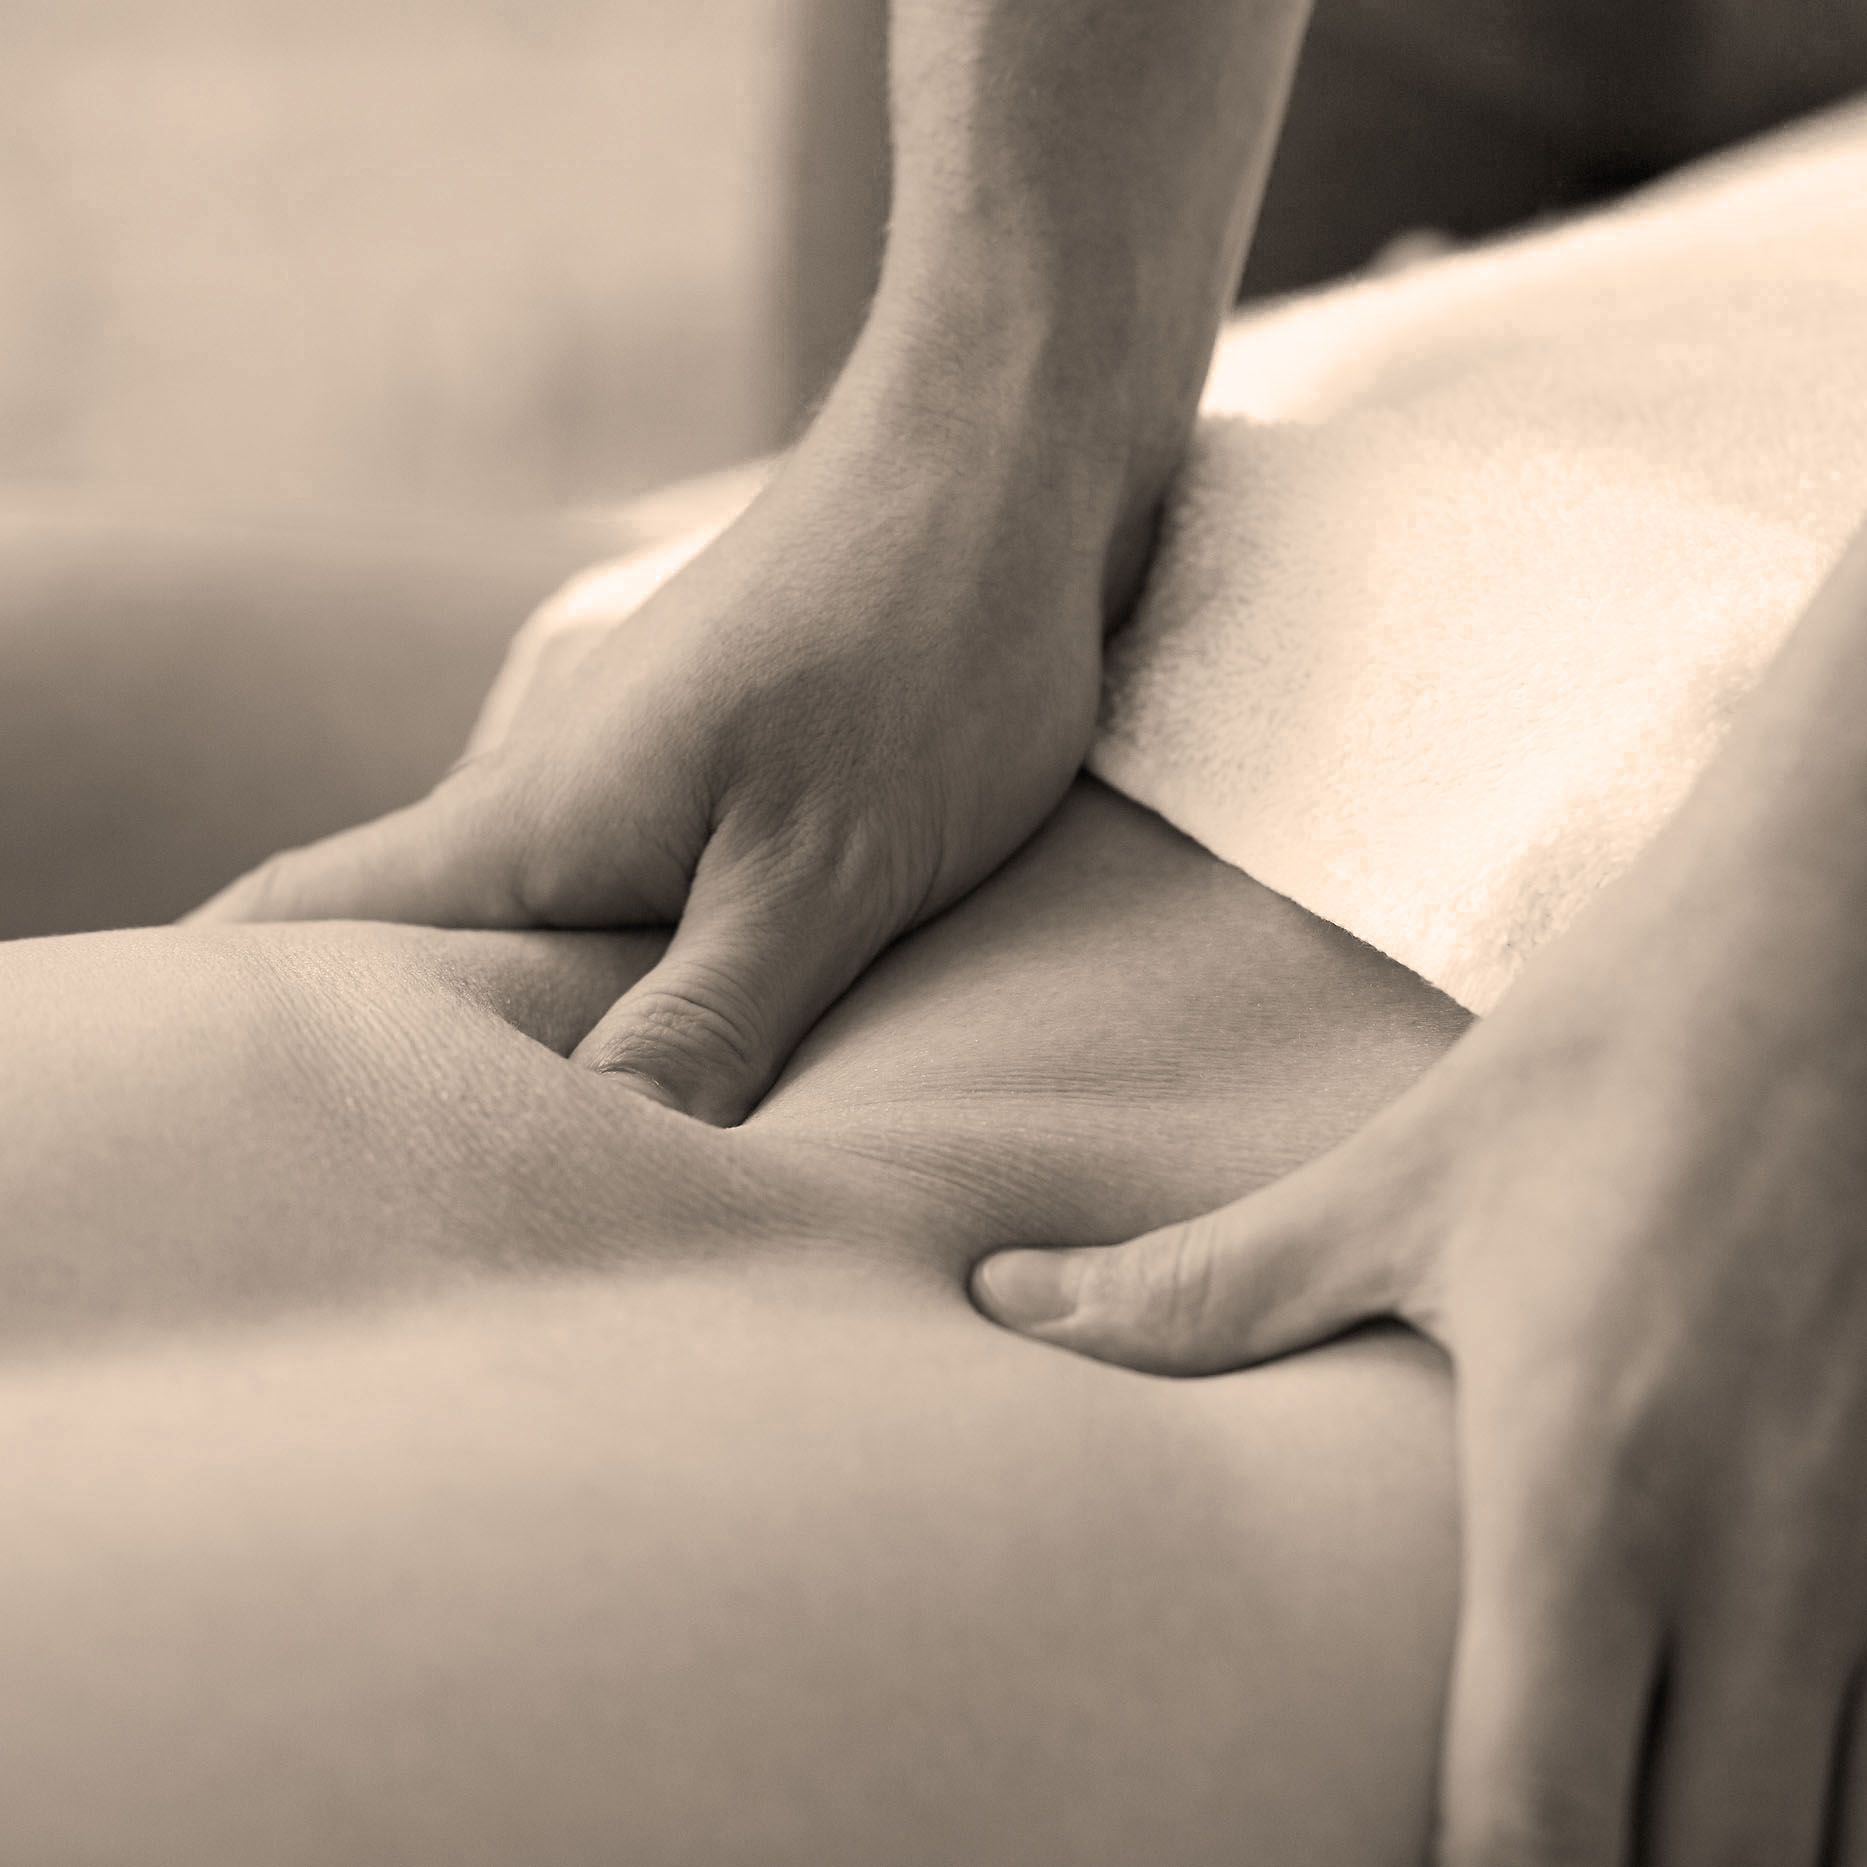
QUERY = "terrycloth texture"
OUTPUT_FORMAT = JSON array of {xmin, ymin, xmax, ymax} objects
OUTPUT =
[
  {"xmin": 1090, "ymin": 98, "xmax": 1867, "ymax": 1011},
  {"xmin": 500, "ymin": 99, "xmax": 1867, "ymax": 1012}
]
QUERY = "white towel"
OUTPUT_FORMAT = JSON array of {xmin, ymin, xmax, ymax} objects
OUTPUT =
[
  {"xmin": 497, "ymin": 98, "xmax": 1867, "ymax": 1012},
  {"xmin": 1091, "ymin": 97, "xmax": 1867, "ymax": 1010}
]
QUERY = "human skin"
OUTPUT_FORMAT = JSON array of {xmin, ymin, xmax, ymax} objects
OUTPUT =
[
  {"xmin": 2, "ymin": 772, "xmax": 1469, "ymax": 1865},
  {"xmin": 163, "ymin": 10, "xmax": 1867, "ymax": 1849},
  {"xmin": 192, "ymin": 0, "xmax": 1318, "ymax": 1127},
  {"xmin": 0, "ymin": 505, "xmax": 1484, "ymax": 1863},
  {"xmin": 981, "ymin": 514, "xmax": 1867, "ymax": 1862}
]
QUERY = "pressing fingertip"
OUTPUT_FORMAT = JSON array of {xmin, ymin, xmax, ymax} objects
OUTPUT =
[
  {"xmin": 583, "ymin": 1057, "xmax": 687, "ymax": 1114},
  {"xmin": 972, "ymin": 1250, "xmax": 1080, "ymax": 1331}
]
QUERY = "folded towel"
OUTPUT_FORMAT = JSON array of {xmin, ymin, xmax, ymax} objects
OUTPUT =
[
  {"xmin": 501, "ymin": 98, "xmax": 1867, "ymax": 1012},
  {"xmin": 1090, "ymin": 97, "xmax": 1867, "ymax": 1011}
]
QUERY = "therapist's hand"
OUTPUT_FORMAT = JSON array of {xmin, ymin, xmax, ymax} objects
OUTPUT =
[
  {"xmin": 185, "ymin": 0, "xmax": 1326, "ymax": 1126},
  {"xmin": 974, "ymin": 516, "xmax": 1867, "ymax": 1864},
  {"xmin": 979, "ymin": 894, "xmax": 1867, "ymax": 1861},
  {"xmin": 190, "ymin": 369, "xmax": 1137, "ymax": 1126}
]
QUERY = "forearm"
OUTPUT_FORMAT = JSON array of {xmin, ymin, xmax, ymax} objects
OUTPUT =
[{"xmin": 839, "ymin": 0, "xmax": 1315, "ymax": 619}]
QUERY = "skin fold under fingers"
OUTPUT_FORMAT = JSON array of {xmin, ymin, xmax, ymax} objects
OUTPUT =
[{"xmin": 2, "ymin": 778, "xmax": 1473, "ymax": 1865}]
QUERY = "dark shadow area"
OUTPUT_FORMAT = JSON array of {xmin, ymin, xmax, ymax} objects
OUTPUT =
[{"xmin": 1243, "ymin": 0, "xmax": 1867, "ymax": 298}]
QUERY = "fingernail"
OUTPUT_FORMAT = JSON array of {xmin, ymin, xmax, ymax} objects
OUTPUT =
[
  {"xmin": 974, "ymin": 1251, "xmax": 1079, "ymax": 1330},
  {"xmin": 591, "ymin": 1062, "xmax": 684, "ymax": 1112}
]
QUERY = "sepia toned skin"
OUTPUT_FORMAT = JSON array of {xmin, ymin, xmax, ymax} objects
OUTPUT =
[
  {"xmin": 191, "ymin": 0, "xmax": 1321, "ymax": 1126},
  {"xmin": 982, "ymin": 517, "xmax": 1867, "ymax": 1864},
  {"xmin": 0, "ymin": 528, "xmax": 1467, "ymax": 1860},
  {"xmin": 25, "ymin": 4, "xmax": 1867, "ymax": 1858},
  {"xmin": 8, "ymin": 495, "xmax": 1861, "ymax": 1867}
]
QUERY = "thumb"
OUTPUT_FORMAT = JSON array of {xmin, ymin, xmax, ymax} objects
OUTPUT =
[
  {"xmin": 571, "ymin": 841, "xmax": 888, "ymax": 1128},
  {"xmin": 970, "ymin": 1156, "xmax": 1400, "ymax": 1375},
  {"xmin": 184, "ymin": 766, "xmax": 538, "ymax": 929}
]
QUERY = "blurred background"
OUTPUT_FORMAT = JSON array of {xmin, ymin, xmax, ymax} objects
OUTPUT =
[
  {"xmin": 0, "ymin": 0, "xmax": 811, "ymax": 518},
  {"xmin": 2, "ymin": 0, "xmax": 1864, "ymax": 525}
]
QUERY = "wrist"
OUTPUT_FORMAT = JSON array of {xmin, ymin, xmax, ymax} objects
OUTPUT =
[{"xmin": 823, "ymin": 263, "xmax": 1182, "ymax": 627}]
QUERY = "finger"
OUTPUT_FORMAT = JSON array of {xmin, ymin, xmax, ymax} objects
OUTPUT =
[
  {"xmin": 1636, "ymin": 1506, "xmax": 1866, "ymax": 1867},
  {"xmin": 571, "ymin": 834, "xmax": 890, "ymax": 1127},
  {"xmin": 968, "ymin": 1153, "xmax": 1404, "ymax": 1375},
  {"xmin": 1438, "ymin": 1450, "xmax": 1663, "ymax": 1867},
  {"xmin": 184, "ymin": 772, "xmax": 534, "ymax": 927},
  {"xmin": 1638, "ymin": 1621, "xmax": 1850, "ymax": 1867},
  {"xmin": 185, "ymin": 755, "xmax": 690, "ymax": 931}
]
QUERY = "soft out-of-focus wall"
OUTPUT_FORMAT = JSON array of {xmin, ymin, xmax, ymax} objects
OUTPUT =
[{"xmin": 0, "ymin": 0, "xmax": 798, "ymax": 517}]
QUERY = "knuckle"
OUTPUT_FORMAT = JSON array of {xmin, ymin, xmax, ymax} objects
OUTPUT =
[
  {"xmin": 719, "ymin": 765, "xmax": 933, "ymax": 930},
  {"xmin": 512, "ymin": 808, "xmax": 693, "ymax": 928},
  {"xmin": 508, "ymin": 843, "xmax": 584, "ymax": 925},
  {"xmin": 604, "ymin": 977, "xmax": 768, "ymax": 1086},
  {"xmin": 1161, "ymin": 1216, "xmax": 1226, "ymax": 1334},
  {"xmin": 1571, "ymin": 1410, "xmax": 1691, "ymax": 1581},
  {"xmin": 1090, "ymin": 1217, "xmax": 1228, "ymax": 1367}
]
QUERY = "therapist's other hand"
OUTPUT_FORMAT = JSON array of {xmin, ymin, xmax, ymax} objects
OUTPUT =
[
  {"xmin": 975, "ymin": 790, "xmax": 1867, "ymax": 1861},
  {"xmin": 191, "ymin": 376, "xmax": 1129, "ymax": 1126}
]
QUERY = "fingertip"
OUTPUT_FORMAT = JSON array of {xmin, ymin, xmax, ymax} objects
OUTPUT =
[
  {"xmin": 580, "ymin": 1053, "xmax": 686, "ymax": 1115},
  {"xmin": 972, "ymin": 1250, "xmax": 1081, "ymax": 1332},
  {"xmin": 572, "ymin": 1009, "xmax": 755, "ymax": 1127},
  {"xmin": 568, "ymin": 875, "xmax": 879, "ymax": 1127}
]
